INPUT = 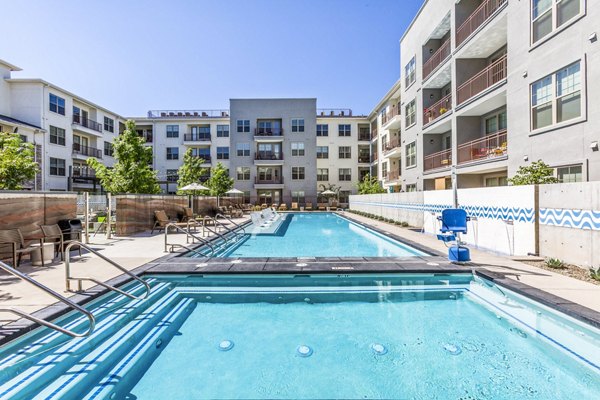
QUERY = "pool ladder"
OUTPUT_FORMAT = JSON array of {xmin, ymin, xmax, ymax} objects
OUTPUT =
[{"xmin": 164, "ymin": 222, "xmax": 215, "ymax": 257}]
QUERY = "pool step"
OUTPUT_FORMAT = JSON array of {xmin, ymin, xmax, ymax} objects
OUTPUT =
[
  {"xmin": 0, "ymin": 282, "xmax": 171, "ymax": 400},
  {"xmin": 32, "ymin": 292, "xmax": 188, "ymax": 400}
]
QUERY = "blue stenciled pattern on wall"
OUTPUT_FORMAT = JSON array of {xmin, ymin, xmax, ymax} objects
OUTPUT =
[
  {"xmin": 351, "ymin": 201, "xmax": 535, "ymax": 223},
  {"xmin": 540, "ymin": 208, "xmax": 600, "ymax": 231}
]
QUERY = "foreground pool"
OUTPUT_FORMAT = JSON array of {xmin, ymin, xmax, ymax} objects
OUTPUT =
[{"xmin": 0, "ymin": 273, "xmax": 598, "ymax": 399}]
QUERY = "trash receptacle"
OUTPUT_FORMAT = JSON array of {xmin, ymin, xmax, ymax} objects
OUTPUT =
[{"xmin": 58, "ymin": 219, "xmax": 83, "ymax": 241}]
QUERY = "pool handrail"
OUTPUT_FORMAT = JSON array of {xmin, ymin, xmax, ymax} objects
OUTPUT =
[
  {"xmin": 64, "ymin": 241, "xmax": 151, "ymax": 300},
  {"xmin": 201, "ymin": 216, "xmax": 233, "ymax": 245},
  {"xmin": 215, "ymin": 213, "xmax": 246, "ymax": 241},
  {"xmin": 0, "ymin": 260, "xmax": 96, "ymax": 338},
  {"xmin": 164, "ymin": 221, "xmax": 215, "ymax": 257}
]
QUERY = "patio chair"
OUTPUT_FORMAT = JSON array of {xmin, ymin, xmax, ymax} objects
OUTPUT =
[
  {"xmin": 41, "ymin": 224, "xmax": 82, "ymax": 261},
  {"xmin": 0, "ymin": 228, "xmax": 45, "ymax": 267},
  {"xmin": 305, "ymin": 202, "xmax": 313, "ymax": 211},
  {"xmin": 278, "ymin": 203, "xmax": 288, "ymax": 211},
  {"xmin": 291, "ymin": 202, "xmax": 299, "ymax": 211},
  {"xmin": 152, "ymin": 210, "xmax": 187, "ymax": 233},
  {"xmin": 182, "ymin": 207, "xmax": 195, "ymax": 222},
  {"xmin": 317, "ymin": 203, "xmax": 327, "ymax": 211},
  {"xmin": 261, "ymin": 203, "xmax": 268, "ymax": 209}
]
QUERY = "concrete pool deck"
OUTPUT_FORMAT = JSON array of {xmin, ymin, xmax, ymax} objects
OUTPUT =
[{"xmin": 1, "ymin": 211, "xmax": 599, "ymax": 338}]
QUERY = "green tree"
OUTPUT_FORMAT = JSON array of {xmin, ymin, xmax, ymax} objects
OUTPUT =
[
  {"xmin": 177, "ymin": 148, "xmax": 209, "ymax": 194},
  {"xmin": 87, "ymin": 120, "xmax": 160, "ymax": 194},
  {"xmin": 508, "ymin": 160, "xmax": 558, "ymax": 185},
  {"xmin": 206, "ymin": 162, "xmax": 233, "ymax": 196},
  {"xmin": 357, "ymin": 173, "xmax": 386, "ymax": 194},
  {"xmin": 0, "ymin": 131, "xmax": 38, "ymax": 190}
]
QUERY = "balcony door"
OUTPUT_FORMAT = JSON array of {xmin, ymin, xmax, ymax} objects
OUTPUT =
[
  {"xmin": 258, "ymin": 120, "xmax": 281, "ymax": 134},
  {"xmin": 73, "ymin": 135, "xmax": 88, "ymax": 152}
]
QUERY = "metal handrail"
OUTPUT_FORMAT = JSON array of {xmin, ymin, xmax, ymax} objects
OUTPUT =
[
  {"xmin": 215, "ymin": 213, "xmax": 246, "ymax": 235},
  {"xmin": 201, "ymin": 216, "xmax": 231, "ymax": 244},
  {"xmin": 210, "ymin": 215, "xmax": 244, "ymax": 242},
  {"xmin": 165, "ymin": 221, "xmax": 215, "ymax": 257},
  {"xmin": 64, "ymin": 242, "xmax": 151, "ymax": 300},
  {"xmin": 0, "ymin": 260, "xmax": 96, "ymax": 338}
]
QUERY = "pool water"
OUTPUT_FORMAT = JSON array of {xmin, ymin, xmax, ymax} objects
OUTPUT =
[
  {"xmin": 205, "ymin": 213, "xmax": 427, "ymax": 258},
  {"xmin": 1, "ymin": 274, "xmax": 598, "ymax": 399}
]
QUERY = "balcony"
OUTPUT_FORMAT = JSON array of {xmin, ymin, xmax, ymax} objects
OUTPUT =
[
  {"xmin": 184, "ymin": 133, "xmax": 211, "ymax": 142},
  {"xmin": 385, "ymin": 171, "xmax": 400, "ymax": 182},
  {"xmin": 456, "ymin": 0, "xmax": 508, "ymax": 48},
  {"xmin": 358, "ymin": 129, "xmax": 371, "ymax": 141},
  {"xmin": 457, "ymin": 130, "xmax": 507, "ymax": 165},
  {"xmin": 371, "ymin": 127, "xmax": 378, "ymax": 140},
  {"xmin": 383, "ymin": 137, "xmax": 402, "ymax": 158},
  {"xmin": 139, "ymin": 132, "xmax": 153, "ymax": 143},
  {"xmin": 423, "ymin": 39, "xmax": 451, "ymax": 81},
  {"xmin": 255, "ymin": 177, "xmax": 283, "ymax": 184},
  {"xmin": 192, "ymin": 155, "xmax": 211, "ymax": 163},
  {"xmin": 72, "ymin": 115, "xmax": 102, "ymax": 133},
  {"xmin": 254, "ymin": 152, "xmax": 284, "ymax": 166},
  {"xmin": 424, "ymin": 149, "xmax": 452, "ymax": 172},
  {"xmin": 254, "ymin": 128, "xmax": 283, "ymax": 136},
  {"xmin": 72, "ymin": 143, "xmax": 102, "ymax": 158},
  {"xmin": 371, "ymin": 153, "xmax": 378, "ymax": 164},
  {"xmin": 457, "ymin": 55, "xmax": 507, "ymax": 106},
  {"xmin": 381, "ymin": 107, "xmax": 401, "ymax": 130},
  {"xmin": 72, "ymin": 166, "xmax": 95, "ymax": 178},
  {"xmin": 424, "ymin": 94, "xmax": 452, "ymax": 126},
  {"xmin": 358, "ymin": 155, "xmax": 371, "ymax": 164}
]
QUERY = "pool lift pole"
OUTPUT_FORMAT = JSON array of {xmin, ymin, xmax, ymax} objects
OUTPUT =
[{"xmin": 449, "ymin": 165, "xmax": 470, "ymax": 262}]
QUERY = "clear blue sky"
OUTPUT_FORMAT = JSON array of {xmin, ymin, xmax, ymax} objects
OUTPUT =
[{"xmin": 2, "ymin": 0, "xmax": 424, "ymax": 117}]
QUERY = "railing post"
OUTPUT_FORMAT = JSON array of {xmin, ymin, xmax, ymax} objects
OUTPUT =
[
  {"xmin": 84, "ymin": 192, "xmax": 90, "ymax": 244},
  {"xmin": 106, "ymin": 193, "xmax": 112, "ymax": 239}
]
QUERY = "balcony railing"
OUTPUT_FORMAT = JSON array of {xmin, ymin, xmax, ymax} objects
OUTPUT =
[
  {"xmin": 424, "ymin": 149, "xmax": 452, "ymax": 171},
  {"xmin": 371, "ymin": 153, "xmax": 378, "ymax": 163},
  {"xmin": 254, "ymin": 128, "xmax": 283, "ymax": 136},
  {"xmin": 72, "ymin": 166, "xmax": 95, "ymax": 178},
  {"xmin": 371, "ymin": 128, "xmax": 378, "ymax": 139},
  {"xmin": 424, "ymin": 94, "xmax": 452, "ymax": 125},
  {"xmin": 457, "ymin": 54, "xmax": 507, "ymax": 105},
  {"xmin": 255, "ymin": 177, "xmax": 284, "ymax": 184},
  {"xmin": 72, "ymin": 143, "xmax": 102, "ymax": 158},
  {"xmin": 184, "ymin": 133, "xmax": 211, "ymax": 141},
  {"xmin": 358, "ymin": 129, "xmax": 371, "ymax": 141},
  {"xmin": 382, "ymin": 106, "xmax": 400, "ymax": 125},
  {"xmin": 422, "ymin": 39, "xmax": 451, "ymax": 80},
  {"xmin": 385, "ymin": 171, "xmax": 400, "ymax": 181},
  {"xmin": 192, "ymin": 154, "xmax": 211, "ymax": 162},
  {"xmin": 139, "ymin": 132, "xmax": 153, "ymax": 143},
  {"xmin": 457, "ymin": 130, "xmax": 507, "ymax": 164},
  {"xmin": 456, "ymin": 0, "xmax": 507, "ymax": 47},
  {"xmin": 255, "ymin": 152, "xmax": 283, "ymax": 160},
  {"xmin": 358, "ymin": 155, "xmax": 371, "ymax": 163},
  {"xmin": 383, "ymin": 137, "xmax": 401, "ymax": 153},
  {"xmin": 72, "ymin": 115, "xmax": 102, "ymax": 133}
]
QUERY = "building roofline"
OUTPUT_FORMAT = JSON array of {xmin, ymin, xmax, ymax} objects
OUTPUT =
[
  {"xmin": 399, "ymin": 0, "xmax": 430, "ymax": 43},
  {"xmin": 368, "ymin": 78, "xmax": 402, "ymax": 119},
  {"xmin": 5, "ymin": 78, "xmax": 125, "ymax": 120},
  {"xmin": 0, "ymin": 114, "xmax": 45, "ymax": 131},
  {"xmin": 0, "ymin": 59, "xmax": 22, "ymax": 72}
]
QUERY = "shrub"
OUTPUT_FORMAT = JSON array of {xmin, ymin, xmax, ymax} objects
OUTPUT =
[
  {"xmin": 545, "ymin": 258, "xmax": 566, "ymax": 269},
  {"xmin": 590, "ymin": 267, "xmax": 600, "ymax": 281},
  {"xmin": 401, "ymin": 222, "xmax": 409, "ymax": 227}
]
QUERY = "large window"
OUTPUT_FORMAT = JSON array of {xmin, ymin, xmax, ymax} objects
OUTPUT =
[
  {"xmin": 49, "ymin": 157, "xmax": 66, "ymax": 176},
  {"xmin": 236, "ymin": 167, "xmax": 250, "ymax": 180},
  {"xmin": 405, "ymin": 99, "xmax": 416, "ymax": 127},
  {"xmin": 217, "ymin": 146, "xmax": 229, "ymax": 160},
  {"xmin": 484, "ymin": 176, "xmax": 508, "ymax": 187},
  {"xmin": 406, "ymin": 183, "xmax": 417, "ymax": 192},
  {"xmin": 338, "ymin": 124, "xmax": 351, "ymax": 137},
  {"xmin": 166, "ymin": 125, "xmax": 179, "ymax": 138},
  {"xmin": 104, "ymin": 141, "xmax": 114, "ymax": 157},
  {"xmin": 485, "ymin": 110, "xmax": 507, "ymax": 134},
  {"xmin": 404, "ymin": 56, "xmax": 416, "ymax": 88},
  {"xmin": 217, "ymin": 125, "xmax": 229, "ymax": 137},
  {"xmin": 166, "ymin": 147, "xmax": 179, "ymax": 160},
  {"xmin": 532, "ymin": 0, "xmax": 582, "ymax": 44},
  {"xmin": 292, "ymin": 167, "xmax": 305, "ymax": 180},
  {"xmin": 291, "ymin": 119, "xmax": 304, "ymax": 132},
  {"xmin": 49, "ymin": 94, "xmax": 65, "ymax": 115},
  {"xmin": 236, "ymin": 143, "xmax": 250, "ymax": 156},
  {"xmin": 237, "ymin": 120, "xmax": 250, "ymax": 133},
  {"xmin": 316, "ymin": 146, "xmax": 329, "ymax": 159},
  {"xmin": 49, "ymin": 126, "xmax": 65, "ymax": 146},
  {"xmin": 291, "ymin": 191, "xmax": 306, "ymax": 203},
  {"xmin": 104, "ymin": 117, "xmax": 114, "ymax": 133},
  {"xmin": 291, "ymin": 142, "xmax": 305, "ymax": 156},
  {"xmin": 405, "ymin": 142, "xmax": 416, "ymax": 168},
  {"xmin": 338, "ymin": 168, "xmax": 351, "ymax": 181},
  {"xmin": 316, "ymin": 124, "xmax": 328, "ymax": 136},
  {"xmin": 531, "ymin": 61, "xmax": 581, "ymax": 130},
  {"xmin": 338, "ymin": 146, "xmax": 351, "ymax": 159},
  {"xmin": 317, "ymin": 168, "xmax": 329, "ymax": 181},
  {"xmin": 556, "ymin": 165, "xmax": 582, "ymax": 182}
]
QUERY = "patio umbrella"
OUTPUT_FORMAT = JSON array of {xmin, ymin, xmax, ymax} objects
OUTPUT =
[
  {"xmin": 321, "ymin": 189, "xmax": 336, "ymax": 195},
  {"xmin": 179, "ymin": 183, "xmax": 210, "ymax": 213},
  {"xmin": 226, "ymin": 188, "xmax": 244, "ymax": 205}
]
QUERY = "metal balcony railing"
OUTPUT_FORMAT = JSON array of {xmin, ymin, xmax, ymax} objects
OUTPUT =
[
  {"xmin": 382, "ymin": 106, "xmax": 400, "ymax": 125},
  {"xmin": 383, "ymin": 137, "xmax": 401, "ymax": 153},
  {"xmin": 457, "ymin": 130, "xmax": 507, "ymax": 164},
  {"xmin": 72, "ymin": 166, "xmax": 96, "ymax": 178},
  {"xmin": 457, "ymin": 55, "xmax": 507, "ymax": 105},
  {"xmin": 254, "ymin": 128, "xmax": 283, "ymax": 136},
  {"xmin": 456, "ymin": 0, "xmax": 508, "ymax": 47},
  {"xmin": 72, "ymin": 115, "xmax": 102, "ymax": 132},
  {"xmin": 358, "ymin": 155, "xmax": 371, "ymax": 163},
  {"xmin": 254, "ymin": 177, "xmax": 284, "ymax": 184},
  {"xmin": 72, "ymin": 143, "xmax": 102, "ymax": 158},
  {"xmin": 424, "ymin": 149, "xmax": 452, "ymax": 171},
  {"xmin": 423, "ymin": 39, "xmax": 451, "ymax": 80},
  {"xmin": 255, "ymin": 152, "xmax": 283, "ymax": 160},
  {"xmin": 184, "ymin": 133, "xmax": 211, "ymax": 141},
  {"xmin": 385, "ymin": 171, "xmax": 400, "ymax": 181},
  {"xmin": 358, "ymin": 129, "xmax": 371, "ymax": 141},
  {"xmin": 424, "ymin": 94, "xmax": 452, "ymax": 125}
]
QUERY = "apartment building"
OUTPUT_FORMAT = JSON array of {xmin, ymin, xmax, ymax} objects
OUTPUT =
[
  {"xmin": 376, "ymin": 0, "xmax": 598, "ymax": 191},
  {"xmin": 0, "ymin": 59, "xmax": 124, "ymax": 192}
]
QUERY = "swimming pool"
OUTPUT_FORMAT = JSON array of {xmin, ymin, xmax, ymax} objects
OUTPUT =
[
  {"xmin": 195, "ymin": 212, "xmax": 427, "ymax": 258},
  {"xmin": 0, "ymin": 273, "xmax": 598, "ymax": 399}
]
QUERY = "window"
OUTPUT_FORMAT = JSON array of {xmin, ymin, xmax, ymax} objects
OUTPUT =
[
  {"xmin": 338, "ymin": 146, "xmax": 351, "ymax": 159},
  {"xmin": 338, "ymin": 124, "xmax": 351, "ymax": 137},
  {"xmin": 291, "ymin": 191, "xmax": 305, "ymax": 203},
  {"xmin": 217, "ymin": 146, "xmax": 229, "ymax": 160},
  {"xmin": 104, "ymin": 117, "xmax": 114, "ymax": 133},
  {"xmin": 485, "ymin": 110, "xmax": 507, "ymax": 134},
  {"xmin": 404, "ymin": 56, "xmax": 416, "ymax": 88},
  {"xmin": 406, "ymin": 142, "xmax": 416, "ymax": 168},
  {"xmin": 317, "ymin": 168, "xmax": 329, "ymax": 181},
  {"xmin": 166, "ymin": 147, "xmax": 179, "ymax": 160},
  {"xmin": 532, "ymin": 0, "xmax": 581, "ymax": 43},
  {"xmin": 291, "ymin": 119, "xmax": 304, "ymax": 132},
  {"xmin": 317, "ymin": 124, "xmax": 328, "ymax": 136},
  {"xmin": 236, "ymin": 167, "xmax": 250, "ymax": 180},
  {"xmin": 531, "ymin": 61, "xmax": 581, "ymax": 130},
  {"xmin": 49, "ymin": 126, "xmax": 66, "ymax": 146},
  {"xmin": 237, "ymin": 120, "xmax": 250, "ymax": 133},
  {"xmin": 405, "ymin": 99, "xmax": 416, "ymax": 127},
  {"xmin": 166, "ymin": 169, "xmax": 178, "ymax": 182},
  {"xmin": 292, "ymin": 167, "xmax": 305, "ymax": 180},
  {"xmin": 382, "ymin": 161, "xmax": 388, "ymax": 178},
  {"xmin": 236, "ymin": 143, "xmax": 250, "ymax": 156},
  {"xmin": 338, "ymin": 168, "xmax": 351, "ymax": 181},
  {"xmin": 49, "ymin": 94, "xmax": 65, "ymax": 115},
  {"xmin": 291, "ymin": 142, "xmax": 305, "ymax": 156},
  {"xmin": 556, "ymin": 165, "xmax": 582, "ymax": 182},
  {"xmin": 191, "ymin": 148, "xmax": 210, "ymax": 160},
  {"xmin": 104, "ymin": 142, "xmax": 114, "ymax": 157},
  {"xmin": 484, "ymin": 176, "xmax": 508, "ymax": 187},
  {"xmin": 406, "ymin": 184, "xmax": 417, "ymax": 192},
  {"xmin": 19, "ymin": 135, "xmax": 27, "ymax": 143},
  {"xmin": 316, "ymin": 146, "xmax": 329, "ymax": 159},
  {"xmin": 217, "ymin": 125, "xmax": 229, "ymax": 137},
  {"xmin": 49, "ymin": 157, "xmax": 66, "ymax": 176},
  {"xmin": 166, "ymin": 125, "xmax": 179, "ymax": 138}
]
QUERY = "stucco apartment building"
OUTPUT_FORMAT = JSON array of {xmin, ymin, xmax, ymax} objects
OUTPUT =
[{"xmin": 371, "ymin": 0, "xmax": 599, "ymax": 191}]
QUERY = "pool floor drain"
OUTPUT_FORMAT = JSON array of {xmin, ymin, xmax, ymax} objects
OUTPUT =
[
  {"xmin": 297, "ymin": 345, "xmax": 313, "ymax": 357},
  {"xmin": 219, "ymin": 340, "xmax": 234, "ymax": 351},
  {"xmin": 371, "ymin": 343, "xmax": 388, "ymax": 355},
  {"xmin": 443, "ymin": 343, "xmax": 462, "ymax": 355}
]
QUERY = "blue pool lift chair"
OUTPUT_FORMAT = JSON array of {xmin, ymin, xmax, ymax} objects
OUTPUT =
[{"xmin": 436, "ymin": 208, "xmax": 471, "ymax": 262}]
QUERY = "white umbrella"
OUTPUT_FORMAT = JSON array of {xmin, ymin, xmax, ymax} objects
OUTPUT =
[
  {"xmin": 321, "ymin": 189, "xmax": 336, "ymax": 195},
  {"xmin": 180, "ymin": 183, "xmax": 209, "ymax": 191},
  {"xmin": 225, "ymin": 188, "xmax": 244, "ymax": 195}
]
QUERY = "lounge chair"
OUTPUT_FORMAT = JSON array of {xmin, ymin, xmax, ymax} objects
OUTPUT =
[
  {"xmin": 261, "ymin": 203, "xmax": 268, "ymax": 209},
  {"xmin": 0, "ymin": 228, "xmax": 45, "ymax": 267},
  {"xmin": 152, "ymin": 210, "xmax": 187, "ymax": 233},
  {"xmin": 305, "ymin": 202, "xmax": 313, "ymax": 211},
  {"xmin": 182, "ymin": 207, "xmax": 195, "ymax": 222},
  {"xmin": 41, "ymin": 224, "xmax": 82, "ymax": 261},
  {"xmin": 317, "ymin": 203, "xmax": 327, "ymax": 211},
  {"xmin": 278, "ymin": 204, "xmax": 288, "ymax": 211},
  {"xmin": 291, "ymin": 202, "xmax": 299, "ymax": 211}
]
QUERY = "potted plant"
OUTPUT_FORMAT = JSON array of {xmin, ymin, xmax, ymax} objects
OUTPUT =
[
  {"xmin": 439, "ymin": 107, "xmax": 447, "ymax": 115},
  {"xmin": 424, "ymin": 108, "xmax": 432, "ymax": 123}
]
